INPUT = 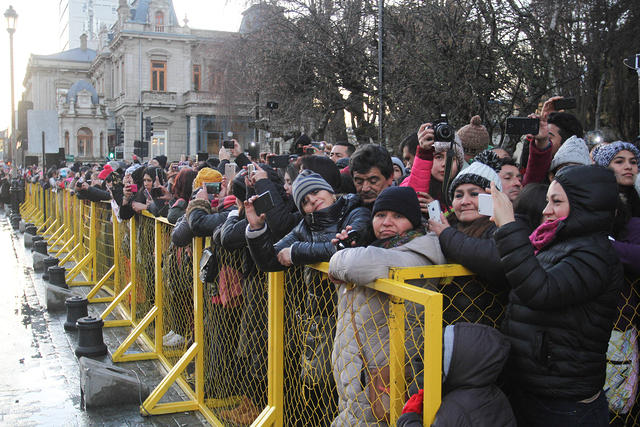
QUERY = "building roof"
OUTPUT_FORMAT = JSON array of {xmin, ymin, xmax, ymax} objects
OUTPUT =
[
  {"xmin": 130, "ymin": 0, "xmax": 178, "ymax": 26},
  {"xmin": 67, "ymin": 80, "xmax": 99, "ymax": 105},
  {"xmin": 35, "ymin": 47, "xmax": 97, "ymax": 63}
]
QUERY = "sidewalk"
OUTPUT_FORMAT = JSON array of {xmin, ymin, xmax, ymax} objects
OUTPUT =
[{"xmin": 0, "ymin": 215, "xmax": 206, "ymax": 426}]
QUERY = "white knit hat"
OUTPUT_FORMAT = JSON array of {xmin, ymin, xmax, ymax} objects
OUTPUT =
[{"xmin": 449, "ymin": 150, "xmax": 502, "ymax": 199}]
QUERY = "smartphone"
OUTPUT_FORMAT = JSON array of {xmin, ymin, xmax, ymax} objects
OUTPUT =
[
  {"xmin": 129, "ymin": 184, "xmax": 138, "ymax": 193},
  {"xmin": 554, "ymin": 97, "xmax": 576, "ymax": 110},
  {"xmin": 171, "ymin": 164, "xmax": 179, "ymax": 172},
  {"xmin": 253, "ymin": 190, "xmax": 275, "ymax": 215},
  {"xmin": 150, "ymin": 187, "xmax": 163, "ymax": 198},
  {"xmin": 505, "ymin": 117, "xmax": 540, "ymax": 135},
  {"xmin": 246, "ymin": 164, "xmax": 256, "ymax": 176},
  {"xmin": 336, "ymin": 229, "xmax": 359, "ymax": 251},
  {"xmin": 206, "ymin": 182, "xmax": 221, "ymax": 194},
  {"xmin": 427, "ymin": 200, "xmax": 442, "ymax": 223},
  {"xmin": 304, "ymin": 146, "xmax": 316, "ymax": 155},
  {"xmin": 223, "ymin": 140, "xmax": 235, "ymax": 149},
  {"xmin": 478, "ymin": 193, "xmax": 493, "ymax": 216},
  {"xmin": 268, "ymin": 155, "xmax": 290, "ymax": 169},
  {"xmin": 225, "ymin": 163, "xmax": 237, "ymax": 182}
]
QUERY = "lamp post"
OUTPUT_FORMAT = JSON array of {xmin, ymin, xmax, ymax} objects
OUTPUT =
[{"xmin": 4, "ymin": 5, "xmax": 17, "ymax": 164}]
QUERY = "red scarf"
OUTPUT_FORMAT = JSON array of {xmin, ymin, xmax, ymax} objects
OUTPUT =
[{"xmin": 529, "ymin": 217, "xmax": 566, "ymax": 254}]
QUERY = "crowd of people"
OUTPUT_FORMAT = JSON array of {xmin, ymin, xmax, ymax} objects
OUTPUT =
[{"xmin": 10, "ymin": 96, "xmax": 640, "ymax": 427}]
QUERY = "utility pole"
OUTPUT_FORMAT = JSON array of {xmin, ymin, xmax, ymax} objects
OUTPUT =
[{"xmin": 623, "ymin": 54, "xmax": 640, "ymax": 136}]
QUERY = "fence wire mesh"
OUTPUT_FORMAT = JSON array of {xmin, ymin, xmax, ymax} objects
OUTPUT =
[
  {"xmin": 607, "ymin": 274, "xmax": 640, "ymax": 426},
  {"xmin": 158, "ymin": 221, "xmax": 194, "ymax": 389},
  {"xmin": 202, "ymin": 245, "xmax": 268, "ymax": 425},
  {"xmin": 94, "ymin": 202, "xmax": 115, "ymax": 295},
  {"xmin": 136, "ymin": 214, "xmax": 156, "ymax": 336}
]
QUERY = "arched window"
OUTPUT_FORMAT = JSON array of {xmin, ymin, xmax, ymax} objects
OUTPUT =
[
  {"xmin": 77, "ymin": 127, "xmax": 93, "ymax": 158},
  {"xmin": 155, "ymin": 11, "xmax": 164, "ymax": 32},
  {"xmin": 64, "ymin": 131, "xmax": 70, "ymax": 155}
]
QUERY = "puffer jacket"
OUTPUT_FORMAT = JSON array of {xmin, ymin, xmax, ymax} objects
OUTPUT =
[
  {"xmin": 397, "ymin": 323, "xmax": 516, "ymax": 427},
  {"xmin": 494, "ymin": 165, "xmax": 622, "ymax": 400},
  {"xmin": 438, "ymin": 220, "xmax": 509, "ymax": 327},
  {"xmin": 328, "ymin": 233, "xmax": 446, "ymax": 426},
  {"xmin": 247, "ymin": 193, "xmax": 371, "ymax": 271}
]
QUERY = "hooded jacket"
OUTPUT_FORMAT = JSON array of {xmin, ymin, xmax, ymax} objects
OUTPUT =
[
  {"xmin": 494, "ymin": 165, "xmax": 623, "ymax": 400},
  {"xmin": 397, "ymin": 323, "xmax": 516, "ymax": 427},
  {"xmin": 329, "ymin": 233, "xmax": 446, "ymax": 426}
]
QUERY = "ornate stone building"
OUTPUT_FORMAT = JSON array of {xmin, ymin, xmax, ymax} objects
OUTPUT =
[{"xmin": 22, "ymin": 0, "xmax": 255, "ymax": 163}]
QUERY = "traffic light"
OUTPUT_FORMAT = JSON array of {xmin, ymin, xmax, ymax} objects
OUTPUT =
[
  {"xmin": 144, "ymin": 117, "xmax": 153, "ymax": 141},
  {"xmin": 117, "ymin": 128, "xmax": 124, "ymax": 146},
  {"xmin": 134, "ymin": 139, "xmax": 148, "ymax": 158}
]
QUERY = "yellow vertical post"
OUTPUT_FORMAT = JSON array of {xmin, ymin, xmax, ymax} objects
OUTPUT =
[
  {"xmin": 154, "ymin": 219, "xmax": 164, "ymax": 355},
  {"xmin": 422, "ymin": 293, "xmax": 443, "ymax": 425},
  {"xmin": 112, "ymin": 209, "xmax": 120, "ymax": 294},
  {"xmin": 267, "ymin": 270, "xmax": 285, "ymax": 427},
  {"xmin": 90, "ymin": 202, "xmax": 97, "ymax": 282},
  {"xmin": 193, "ymin": 237, "xmax": 204, "ymax": 405},
  {"xmin": 130, "ymin": 215, "xmax": 138, "ymax": 323},
  {"xmin": 389, "ymin": 297, "xmax": 407, "ymax": 424}
]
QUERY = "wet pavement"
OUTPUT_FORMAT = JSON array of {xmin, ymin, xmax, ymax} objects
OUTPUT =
[{"xmin": 0, "ymin": 215, "xmax": 206, "ymax": 426}]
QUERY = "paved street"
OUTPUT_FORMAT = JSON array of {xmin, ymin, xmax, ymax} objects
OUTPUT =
[{"xmin": 0, "ymin": 214, "xmax": 206, "ymax": 426}]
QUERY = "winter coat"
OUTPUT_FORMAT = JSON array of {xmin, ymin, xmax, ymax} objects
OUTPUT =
[
  {"xmin": 397, "ymin": 323, "xmax": 516, "ymax": 427},
  {"xmin": 522, "ymin": 138, "xmax": 552, "ymax": 186},
  {"xmin": 494, "ymin": 165, "xmax": 622, "ymax": 400},
  {"xmin": 119, "ymin": 189, "xmax": 147, "ymax": 220},
  {"xmin": 171, "ymin": 214, "xmax": 193, "ymax": 247},
  {"xmin": 186, "ymin": 198, "xmax": 232, "ymax": 237},
  {"xmin": 328, "ymin": 233, "xmax": 446, "ymax": 426},
  {"xmin": 438, "ymin": 220, "xmax": 509, "ymax": 327},
  {"xmin": 167, "ymin": 198, "xmax": 187, "ymax": 225},
  {"xmin": 76, "ymin": 185, "xmax": 111, "ymax": 202},
  {"xmin": 247, "ymin": 193, "xmax": 371, "ymax": 272},
  {"xmin": 401, "ymin": 146, "xmax": 433, "ymax": 194},
  {"xmin": 612, "ymin": 217, "xmax": 640, "ymax": 276}
]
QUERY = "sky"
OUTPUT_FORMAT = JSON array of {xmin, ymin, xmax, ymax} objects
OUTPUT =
[{"xmin": 0, "ymin": 0, "xmax": 245, "ymax": 131}]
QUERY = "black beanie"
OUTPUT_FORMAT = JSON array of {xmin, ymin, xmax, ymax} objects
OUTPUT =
[{"xmin": 372, "ymin": 186, "xmax": 422, "ymax": 229}]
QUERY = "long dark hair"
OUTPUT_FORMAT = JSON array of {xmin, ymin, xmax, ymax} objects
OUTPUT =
[{"xmin": 172, "ymin": 169, "xmax": 197, "ymax": 200}]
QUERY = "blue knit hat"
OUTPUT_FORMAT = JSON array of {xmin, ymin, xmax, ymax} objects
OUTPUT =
[
  {"xmin": 292, "ymin": 170, "xmax": 334, "ymax": 213},
  {"xmin": 592, "ymin": 141, "xmax": 640, "ymax": 168}
]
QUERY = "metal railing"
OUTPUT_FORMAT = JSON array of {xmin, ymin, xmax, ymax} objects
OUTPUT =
[{"xmin": 19, "ymin": 183, "xmax": 479, "ymax": 426}]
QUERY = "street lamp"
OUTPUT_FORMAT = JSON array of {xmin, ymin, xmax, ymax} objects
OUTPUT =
[{"xmin": 4, "ymin": 5, "xmax": 17, "ymax": 164}]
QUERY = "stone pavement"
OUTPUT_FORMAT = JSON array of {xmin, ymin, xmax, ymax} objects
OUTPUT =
[{"xmin": 0, "ymin": 216, "xmax": 207, "ymax": 426}]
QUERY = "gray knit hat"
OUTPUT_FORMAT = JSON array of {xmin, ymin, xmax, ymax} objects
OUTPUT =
[
  {"xmin": 593, "ymin": 141, "xmax": 640, "ymax": 168},
  {"xmin": 449, "ymin": 150, "xmax": 502, "ymax": 199},
  {"xmin": 549, "ymin": 135, "xmax": 591, "ymax": 172},
  {"xmin": 292, "ymin": 170, "xmax": 335, "ymax": 213}
]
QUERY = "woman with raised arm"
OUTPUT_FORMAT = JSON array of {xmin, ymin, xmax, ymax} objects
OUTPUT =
[{"xmin": 491, "ymin": 165, "xmax": 622, "ymax": 426}]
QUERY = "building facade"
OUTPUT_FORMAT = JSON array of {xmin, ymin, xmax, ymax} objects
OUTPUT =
[{"xmin": 22, "ymin": 0, "xmax": 255, "ymax": 164}]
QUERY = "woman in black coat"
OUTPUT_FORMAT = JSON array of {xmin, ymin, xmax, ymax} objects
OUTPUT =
[{"xmin": 490, "ymin": 165, "xmax": 622, "ymax": 426}]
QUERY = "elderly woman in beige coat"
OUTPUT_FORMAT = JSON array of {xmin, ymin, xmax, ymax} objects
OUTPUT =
[{"xmin": 329, "ymin": 186, "xmax": 445, "ymax": 426}]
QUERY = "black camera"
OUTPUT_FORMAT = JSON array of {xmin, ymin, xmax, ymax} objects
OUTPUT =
[
  {"xmin": 432, "ymin": 114, "xmax": 455, "ymax": 142},
  {"xmin": 336, "ymin": 229, "xmax": 359, "ymax": 251}
]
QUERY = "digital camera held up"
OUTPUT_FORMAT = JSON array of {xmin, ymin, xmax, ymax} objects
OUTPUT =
[{"xmin": 432, "ymin": 113, "xmax": 455, "ymax": 143}]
